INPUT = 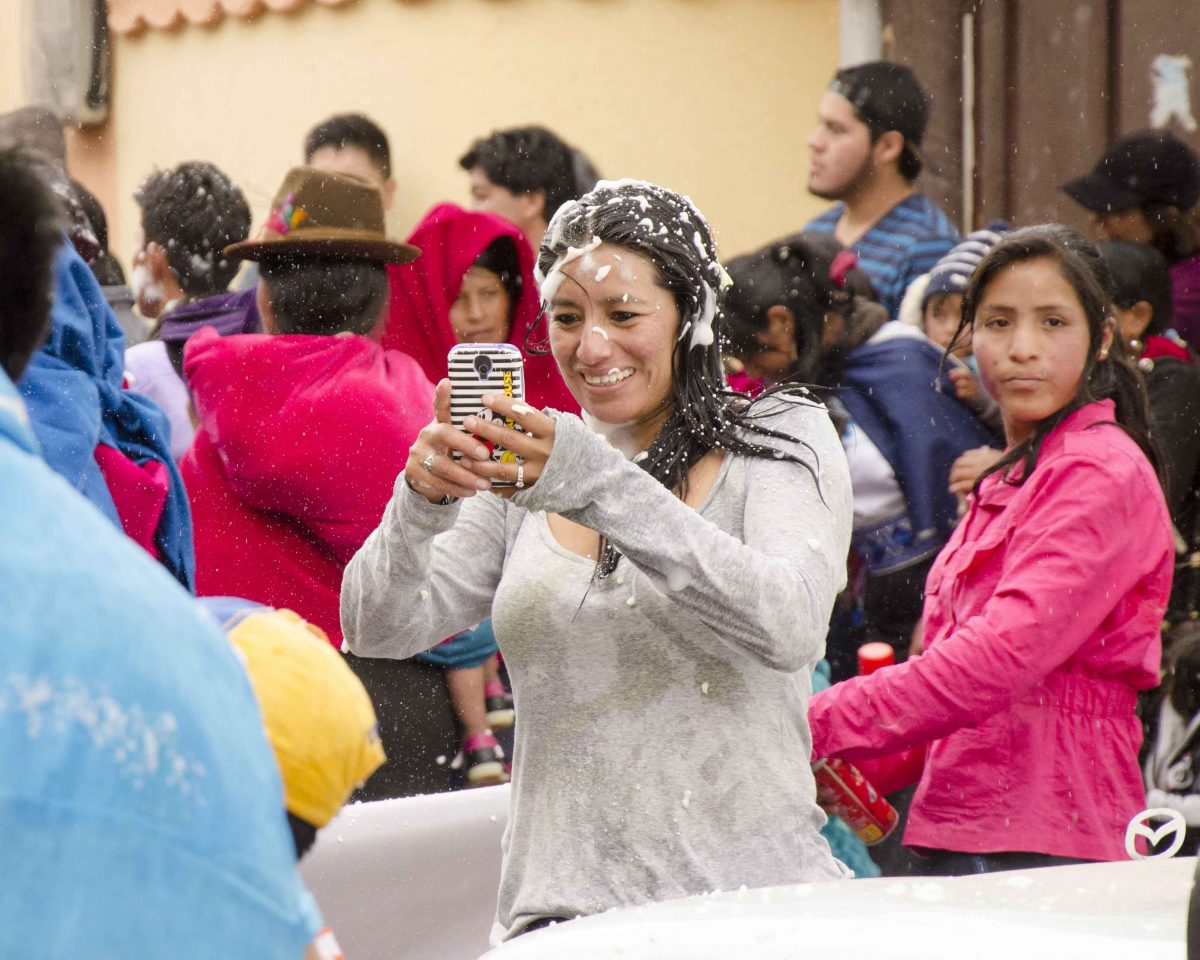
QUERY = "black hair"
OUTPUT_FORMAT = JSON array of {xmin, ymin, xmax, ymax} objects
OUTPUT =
[
  {"xmin": 287, "ymin": 811, "xmax": 318, "ymax": 860},
  {"xmin": 135, "ymin": 161, "xmax": 251, "ymax": 298},
  {"xmin": 857, "ymin": 127, "xmax": 923, "ymax": 182},
  {"xmin": 0, "ymin": 148, "xmax": 64, "ymax": 380},
  {"xmin": 304, "ymin": 113, "xmax": 391, "ymax": 181},
  {"xmin": 832, "ymin": 64, "xmax": 926, "ymax": 182},
  {"xmin": 723, "ymin": 232, "xmax": 876, "ymax": 384},
  {"xmin": 950, "ymin": 224, "xmax": 1161, "ymax": 491},
  {"xmin": 1163, "ymin": 621, "xmax": 1200, "ymax": 720},
  {"xmin": 459, "ymin": 126, "xmax": 580, "ymax": 225},
  {"xmin": 1098, "ymin": 239, "xmax": 1173, "ymax": 336},
  {"xmin": 258, "ymin": 256, "xmax": 388, "ymax": 336},
  {"xmin": 70, "ymin": 177, "xmax": 108, "ymax": 251},
  {"xmin": 535, "ymin": 180, "xmax": 824, "ymax": 577},
  {"xmin": 89, "ymin": 251, "xmax": 126, "ymax": 287},
  {"xmin": 1140, "ymin": 202, "xmax": 1200, "ymax": 264},
  {"xmin": 471, "ymin": 236, "xmax": 523, "ymax": 309}
]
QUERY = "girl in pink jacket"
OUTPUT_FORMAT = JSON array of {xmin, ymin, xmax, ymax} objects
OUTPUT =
[{"xmin": 809, "ymin": 224, "xmax": 1174, "ymax": 871}]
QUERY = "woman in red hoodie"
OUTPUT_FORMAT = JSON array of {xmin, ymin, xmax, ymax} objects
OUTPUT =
[
  {"xmin": 385, "ymin": 202, "xmax": 577, "ymax": 414},
  {"xmin": 182, "ymin": 167, "xmax": 460, "ymax": 798}
]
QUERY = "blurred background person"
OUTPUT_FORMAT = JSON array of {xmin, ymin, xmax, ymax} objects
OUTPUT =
[
  {"xmin": 805, "ymin": 62, "xmax": 959, "ymax": 318},
  {"xmin": 723, "ymin": 233, "xmax": 998, "ymax": 676},
  {"xmin": 124, "ymin": 161, "xmax": 253, "ymax": 459},
  {"xmin": 1062, "ymin": 130, "xmax": 1200, "ymax": 345},
  {"xmin": 459, "ymin": 124, "xmax": 598, "ymax": 252}
]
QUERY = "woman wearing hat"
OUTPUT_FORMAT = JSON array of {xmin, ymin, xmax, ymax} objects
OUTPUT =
[
  {"xmin": 1062, "ymin": 129, "xmax": 1200, "ymax": 344},
  {"xmin": 182, "ymin": 167, "xmax": 462, "ymax": 798},
  {"xmin": 343, "ymin": 180, "xmax": 856, "ymax": 939}
]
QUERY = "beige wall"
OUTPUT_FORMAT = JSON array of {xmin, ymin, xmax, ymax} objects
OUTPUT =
[
  {"xmin": 0, "ymin": 0, "xmax": 24, "ymax": 112},
  {"xmin": 108, "ymin": 0, "xmax": 839, "ymax": 268}
]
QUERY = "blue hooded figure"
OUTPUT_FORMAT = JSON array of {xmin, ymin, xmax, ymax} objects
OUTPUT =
[{"xmin": 18, "ymin": 238, "xmax": 195, "ymax": 590}]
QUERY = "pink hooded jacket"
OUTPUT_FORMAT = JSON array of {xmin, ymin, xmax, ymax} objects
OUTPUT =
[
  {"xmin": 181, "ymin": 327, "xmax": 434, "ymax": 648},
  {"xmin": 810, "ymin": 400, "xmax": 1173, "ymax": 861},
  {"xmin": 383, "ymin": 203, "xmax": 578, "ymax": 413}
]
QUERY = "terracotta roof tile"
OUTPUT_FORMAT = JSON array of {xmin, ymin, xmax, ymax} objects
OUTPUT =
[{"xmin": 109, "ymin": 0, "xmax": 357, "ymax": 35}]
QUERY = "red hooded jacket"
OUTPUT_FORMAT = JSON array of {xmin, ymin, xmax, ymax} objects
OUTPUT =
[
  {"xmin": 383, "ymin": 203, "xmax": 578, "ymax": 413},
  {"xmin": 181, "ymin": 327, "xmax": 434, "ymax": 646}
]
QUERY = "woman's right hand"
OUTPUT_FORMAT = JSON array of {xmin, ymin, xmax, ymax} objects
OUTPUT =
[{"xmin": 405, "ymin": 379, "xmax": 494, "ymax": 503}]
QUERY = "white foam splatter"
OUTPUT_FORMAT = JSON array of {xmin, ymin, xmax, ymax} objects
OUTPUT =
[
  {"xmin": 689, "ymin": 281, "xmax": 716, "ymax": 349},
  {"xmin": 591, "ymin": 326, "xmax": 610, "ymax": 341},
  {"xmin": 539, "ymin": 236, "xmax": 603, "ymax": 302},
  {"xmin": 1, "ymin": 674, "xmax": 204, "ymax": 799},
  {"xmin": 595, "ymin": 264, "xmax": 611, "ymax": 282}
]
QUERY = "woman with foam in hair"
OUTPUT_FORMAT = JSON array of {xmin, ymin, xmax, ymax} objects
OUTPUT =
[
  {"xmin": 809, "ymin": 225, "xmax": 1173, "ymax": 874},
  {"xmin": 344, "ymin": 180, "xmax": 855, "ymax": 939}
]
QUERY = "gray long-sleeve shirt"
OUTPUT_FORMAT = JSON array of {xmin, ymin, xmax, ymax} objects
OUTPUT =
[{"xmin": 341, "ymin": 395, "xmax": 854, "ymax": 940}]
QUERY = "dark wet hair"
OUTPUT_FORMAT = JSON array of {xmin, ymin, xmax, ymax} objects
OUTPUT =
[
  {"xmin": 288, "ymin": 811, "xmax": 318, "ymax": 860},
  {"xmin": 950, "ymin": 224, "xmax": 1160, "ymax": 490},
  {"xmin": 0, "ymin": 148, "xmax": 64, "ymax": 380},
  {"xmin": 460, "ymin": 126, "xmax": 581, "ymax": 225},
  {"xmin": 1099, "ymin": 240, "xmax": 1173, "ymax": 336},
  {"xmin": 135, "ymin": 161, "xmax": 251, "ymax": 297},
  {"xmin": 471, "ymin": 235, "xmax": 522, "ymax": 313},
  {"xmin": 1140, "ymin": 202, "xmax": 1200, "ymax": 265},
  {"xmin": 536, "ymin": 180, "xmax": 823, "ymax": 500},
  {"xmin": 304, "ymin": 113, "xmax": 392, "ymax": 181},
  {"xmin": 723, "ymin": 231, "xmax": 876, "ymax": 384},
  {"xmin": 258, "ymin": 256, "xmax": 388, "ymax": 336}
]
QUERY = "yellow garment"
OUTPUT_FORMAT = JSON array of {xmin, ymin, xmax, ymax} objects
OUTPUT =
[{"xmin": 228, "ymin": 609, "xmax": 385, "ymax": 828}]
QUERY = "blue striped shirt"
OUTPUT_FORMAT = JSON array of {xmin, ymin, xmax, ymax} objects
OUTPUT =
[{"xmin": 806, "ymin": 194, "xmax": 960, "ymax": 319}]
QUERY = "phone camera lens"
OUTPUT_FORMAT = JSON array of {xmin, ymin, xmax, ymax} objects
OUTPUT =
[{"xmin": 473, "ymin": 355, "xmax": 494, "ymax": 379}]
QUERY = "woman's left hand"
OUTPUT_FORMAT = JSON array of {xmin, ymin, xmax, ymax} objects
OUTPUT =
[{"xmin": 460, "ymin": 394, "xmax": 557, "ymax": 499}]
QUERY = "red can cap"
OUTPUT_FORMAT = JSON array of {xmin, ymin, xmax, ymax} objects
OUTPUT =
[{"xmin": 857, "ymin": 641, "xmax": 895, "ymax": 675}]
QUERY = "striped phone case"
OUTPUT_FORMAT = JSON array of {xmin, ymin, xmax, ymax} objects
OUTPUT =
[{"xmin": 447, "ymin": 343, "xmax": 526, "ymax": 486}]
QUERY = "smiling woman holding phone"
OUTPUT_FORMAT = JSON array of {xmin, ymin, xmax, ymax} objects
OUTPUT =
[{"xmin": 342, "ymin": 180, "xmax": 855, "ymax": 940}]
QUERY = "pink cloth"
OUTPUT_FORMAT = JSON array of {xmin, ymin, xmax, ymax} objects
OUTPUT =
[
  {"xmin": 726, "ymin": 369, "xmax": 765, "ymax": 397},
  {"xmin": 181, "ymin": 327, "xmax": 434, "ymax": 647},
  {"xmin": 810, "ymin": 400, "xmax": 1173, "ymax": 861},
  {"xmin": 94, "ymin": 443, "xmax": 169, "ymax": 560},
  {"xmin": 383, "ymin": 202, "xmax": 578, "ymax": 413}
]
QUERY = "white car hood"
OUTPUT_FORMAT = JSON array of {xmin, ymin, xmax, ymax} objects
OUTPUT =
[{"xmin": 486, "ymin": 857, "xmax": 1194, "ymax": 960}]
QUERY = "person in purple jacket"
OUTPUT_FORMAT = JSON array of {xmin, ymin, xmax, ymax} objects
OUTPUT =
[
  {"xmin": 810, "ymin": 225, "xmax": 1173, "ymax": 874},
  {"xmin": 124, "ymin": 162, "xmax": 256, "ymax": 458}
]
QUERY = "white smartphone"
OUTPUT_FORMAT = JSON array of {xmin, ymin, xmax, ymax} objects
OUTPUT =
[{"xmin": 447, "ymin": 343, "xmax": 526, "ymax": 486}]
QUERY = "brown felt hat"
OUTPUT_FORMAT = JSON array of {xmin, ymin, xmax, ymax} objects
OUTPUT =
[{"xmin": 224, "ymin": 166, "xmax": 420, "ymax": 264}]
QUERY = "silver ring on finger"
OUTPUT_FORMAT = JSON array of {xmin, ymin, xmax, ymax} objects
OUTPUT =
[
  {"xmin": 422, "ymin": 452, "xmax": 436, "ymax": 473},
  {"xmin": 515, "ymin": 461, "xmax": 525, "ymax": 489}
]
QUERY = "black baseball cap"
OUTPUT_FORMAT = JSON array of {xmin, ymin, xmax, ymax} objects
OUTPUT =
[
  {"xmin": 829, "ymin": 61, "xmax": 931, "ymax": 174},
  {"xmin": 1062, "ymin": 130, "xmax": 1200, "ymax": 213}
]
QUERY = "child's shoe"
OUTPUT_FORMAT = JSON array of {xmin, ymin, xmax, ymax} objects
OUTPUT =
[
  {"xmin": 464, "ymin": 731, "xmax": 508, "ymax": 787},
  {"xmin": 484, "ymin": 680, "xmax": 515, "ymax": 729}
]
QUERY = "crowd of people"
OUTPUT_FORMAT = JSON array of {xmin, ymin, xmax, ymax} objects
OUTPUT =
[{"xmin": 3, "ymin": 53, "xmax": 1200, "ymax": 949}]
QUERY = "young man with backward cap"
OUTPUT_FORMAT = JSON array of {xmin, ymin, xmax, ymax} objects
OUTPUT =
[{"xmin": 806, "ymin": 61, "xmax": 960, "ymax": 318}]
